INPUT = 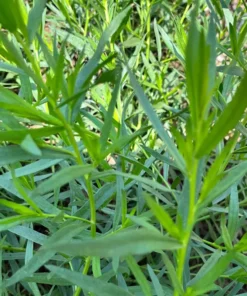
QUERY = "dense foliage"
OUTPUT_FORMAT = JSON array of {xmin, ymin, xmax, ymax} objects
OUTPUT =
[{"xmin": 0, "ymin": 0, "xmax": 247, "ymax": 295}]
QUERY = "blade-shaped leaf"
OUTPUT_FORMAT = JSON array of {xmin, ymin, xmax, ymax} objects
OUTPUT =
[
  {"xmin": 46, "ymin": 265, "xmax": 133, "ymax": 296},
  {"xmin": 126, "ymin": 256, "xmax": 152, "ymax": 296},
  {"xmin": 33, "ymin": 164, "xmax": 95, "ymax": 195},
  {"xmin": 125, "ymin": 66, "xmax": 185, "ymax": 172},
  {"xmin": 43, "ymin": 228, "xmax": 182, "ymax": 257},
  {"xmin": 145, "ymin": 195, "xmax": 180, "ymax": 239},
  {"xmin": 5, "ymin": 223, "xmax": 87, "ymax": 287},
  {"xmin": 196, "ymin": 72, "xmax": 247, "ymax": 156},
  {"xmin": 198, "ymin": 161, "xmax": 247, "ymax": 209},
  {"xmin": 27, "ymin": 0, "xmax": 46, "ymax": 44},
  {"xmin": 187, "ymin": 252, "xmax": 233, "ymax": 295}
]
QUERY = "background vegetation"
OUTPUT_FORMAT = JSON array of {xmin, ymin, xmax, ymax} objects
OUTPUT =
[{"xmin": 0, "ymin": 0, "xmax": 247, "ymax": 295}]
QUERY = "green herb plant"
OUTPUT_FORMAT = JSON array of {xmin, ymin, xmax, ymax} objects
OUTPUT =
[{"xmin": 0, "ymin": 1, "xmax": 247, "ymax": 296}]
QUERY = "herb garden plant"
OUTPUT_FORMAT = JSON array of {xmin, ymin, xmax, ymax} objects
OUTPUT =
[{"xmin": 0, "ymin": 0, "xmax": 247, "ymax": 295}]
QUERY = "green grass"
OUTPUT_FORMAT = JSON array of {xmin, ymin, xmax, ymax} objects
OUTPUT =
[{"xmin": 0, "ymin": 0, "xmax": 247, "ymax": 295}]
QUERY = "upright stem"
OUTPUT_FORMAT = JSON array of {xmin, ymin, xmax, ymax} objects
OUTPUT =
[
  {"xmin": 175, "ymin": 160, "xmax": 198, "ymax": 295},
  {"xmin": 86, "ymin": 178, "xmax": 96, "ymax": 237},
  {"xmin": 146, "ymin": 0, "xmax": 151, "ymax": 60},
  {"xmin": 103, "ymin": 0, "xmax": 114, "ymax": 53},
  {"xmin": 84, "ymin": 0, "xmax": 90, "ymax": 36}
]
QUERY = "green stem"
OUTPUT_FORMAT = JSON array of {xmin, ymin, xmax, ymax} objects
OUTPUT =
[
  {"xmin": 43, "ymin": 213, "xmax": 91, "ymax": 224},
  {"xmin": 146, "ymin": 0, "xmax": 151, "ymax": 60},
  {"xmin": 84, "ymin": 0, "xmax": 90, "ymax": 36},
  {"xmin": 86, "ymin": 178, "xmax": 96, "ymax": 237},
  {"xmin": 0, "ymin": 245, "xmax": 25, "ymax": 252},
  {"xmin": 175, "ymin": 160, "xmax": 198, "ymax": 295},
  {"xmin": 73, "ymin": 257, "xmax": 92, "ymax": 296}
]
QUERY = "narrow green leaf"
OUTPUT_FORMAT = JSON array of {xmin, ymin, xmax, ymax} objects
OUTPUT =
[
  {"xmin": 0, "ymin": 126, "xmax": 64, "ymax": 143},
  {"xmin": 196, "ymin": 73, "xmax": 247, "ymax": 156},
  {"xmin": 126, "ymin": 66, "xmax": 185, "ymax": 172},
  {"xmin": 0, "ymin": 215, "xmax": 44, "ymax": 232},
  {"xmin": 10, "ymin": 225, "xmax": 47, "ymax": 245},
  {"xmin": 141, "ymin": 53, "xmax": 155, "ymax": 82},
  {"xmin": 199, "ymin": 133, "xmax": 239, "ymax": 202},
  {"xmin": 0, "ymin": 61, "xmax": 25, "ymax": 75},
  {"xmin": 147, "ymin": 264, "xmax": 164, "ymax": 296},
  {"xmin": 34, "ymin": 164, "xmax": 95, "ymax": 195},
  {"xmin": 46, "ymin": 265, "xmax": 133, "ymax": 296},
  {"xmin": 72, "ymin": 6, "xmax": 132, "ymax": 120},
  {"xmin": 188, "ymin": 253, "xmax": 233, "ymax": 294},
  {"xmin": 27, "ymin": 0, "xmax": 46, "ymax": 44},
  {"xmin": 19, "ymin": 74, "xmax": 33, "ymax": 103},
  {"xmin": 198, "ymin": 161, "xmax": 247, "ymax": 209},
  {"xmin": 234, "ymin": 233, "xmax": 247, "ymax": 252},
  {"xmin": 24, "ymin": 273, "xmax": 71, "ymax": 286},
  {"xmin": 126, "ymin": 256, "xmax": 152, "ymax": 296},
  {"xmin": 92, "ymin": 170, "xmax": 177, "ymax": 194},
  {"xmin": 187, "ymin": 251, "xmax": 222, "ymax": 286},
  {"xmin": 228, "ymin": 184, "xmax": 239, "ymax": 240},
  {"xmin": 100, "ymin": 68, "xmax": 121, "ymax": 150},
  {"xmin": 145, "ymin": 195, "xmax": 180, "ymax": 239},
  {"xmin": 237, "ymin": 20, "xmax": 247, "ymax": 55},
  {"xmin": 153, "ymin": 19, "xmax": 162, "ymax": 61},
  {"xmin": 5, "ymin": 223, "xmax": 87, "ymax": 287},
  {"xmin": 162, "ymin": 252, "xmax": 184, "ymax": 294},
  {"xmin": 44, "ymin": 228, "xmax": 182, "ymax": 257},
  {"xmin": 0, "ymin": 199, "xmax": 37, "ymax": 216},
  {"xmin": 20, "ymin": 134, "xmax": 42, "ymax": 156},
  {"xmin": 158, "ymin": 25, "xmax": 184, "ymax": 62},
  {"xmin": 217, "ymin": 65, "xmax": 244, "ymax": 77},
  {"xmin": 0, "ymin": 145, "xmax": 73, "ymax": 165},
  {"xmin": 221, "ymin": 215, "xmax": 233, "ymax": 249},
  {"xmin": 185, "ymin": 9, "xmax": 211, "ymax": 131},
  {"xmin": 0, "ymin": 85, "xmax": 62, "ymax": 125}
]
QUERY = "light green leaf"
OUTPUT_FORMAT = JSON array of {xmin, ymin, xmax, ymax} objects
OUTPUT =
[
  {"xmin": 228, "ymin": 184, "xmax": 239, "ymax": 240},
  {"xmin": 46, "ymin": 265, "xmax": 133, "ymax": 296},
  {"xmin": 145, "ymin": 195, "xmax": 180, "ymax": 239},
  {"xmin": 34, "ymin": 164, "xmax": 95, "ymax": 195},
  {"xmin": 27, "ymin": 0, "xmax": 46, "ymax": 44},
  {"xmin": 100, "ymin": 68, "xmax": 122, "ymax": 151},
  {"xmin": 126, "ymin": 256, "xmax": 152, "ymax": 296},
  {"xmin": 126, "ymin": 66, "xmax": 185, "ymax": 172},
  {"xmin": 0, "ymin": 215, "xmax": 44, "ymax": 232},
  {"xmin": 0, "ymin": 199, "xmax": 37, "ymax": 216},
  {"xmin": 0, "ymin": 126, "xmax": 64, "ymax": 143},
  {"xmin": 162, "ymin": 252, "xmax": 183, "ymax": 294},
  {"xmin": 92, "ymin": 170, "xmax": 177, "ymax": 194},
  {"xmin": 0, "ymin": 85, "xmax": 62, "ymax": 125},
  {"xmin": 187, "ymin": 253, "xmax": 233, "ymax": 294},
  {"xmin": 20, "ymin": 134, "xmax": 42, "ymax": 156},
  {"xmin": 234, "ymin": 233, "xmax": 247, "ymax": 252},
  {"xmin": 43, "ymin": 228, "xmax": 182, "ymax": 257},
  {"xmin": 147, "ymin": 264, "xmax": 164, "ymax": 296},
  {"xmin": 196, "ymin": 72, "xmax": 247, "ymax": 156},
  {"xmin": 0, "ymin": 145, "xmax": 73, "ymax": 165},
  {"xmin": 5, "ymin": 223, "xmax": 87, "ymax": 287},
  {"xmin": 24, "ymin": 273, "xmax": 71, "ymax": 286},
  {"xmin": 185, "ymin": 9, "xmax": 212, "ymax": 133},
  {"xmin": 154, "ymin": 19, "xmax": 162, "ymax": 61},
  {"xmin": 72, "ymin": 6, "xmax": 132, "ymax": 120},
  {"xmin": 216, "ymin": 65, "xmax": 244, "ymax": 77},
  {"xmin": 198, "ymin": 161, "xmax": 247, "ymax": 209}
]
